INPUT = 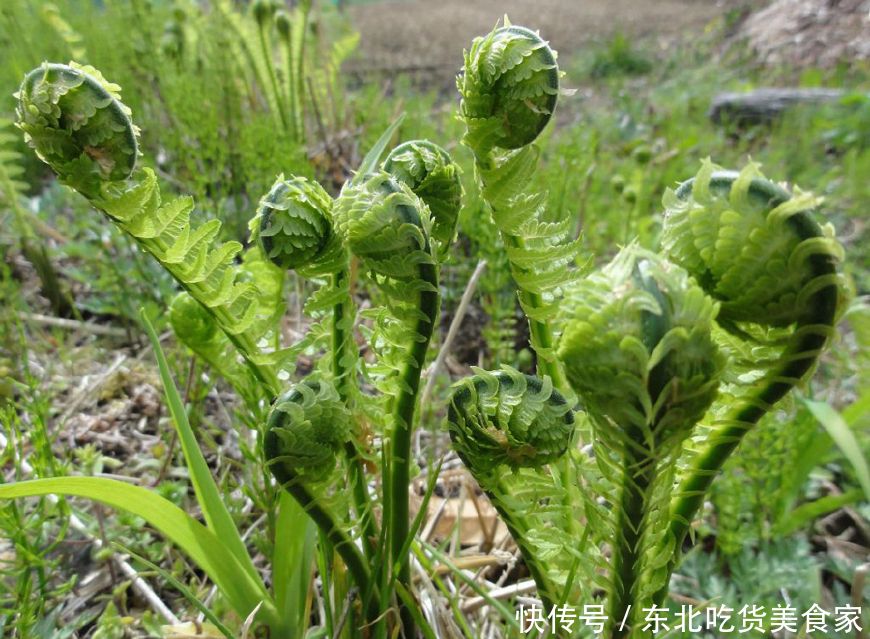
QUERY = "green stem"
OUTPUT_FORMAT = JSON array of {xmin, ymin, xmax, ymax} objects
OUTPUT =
[
  {"xmin": 257, "ymin": 22, "xmax": 289, "ymax": 133},
  {"xmin": 279, "ymin": 36, "xmax": 297, "ymax": 142},
  {"xmin": 502, "ymin": 234, "xmax": 570, "ymax": 393},
  {"xmin": 331, "ymin": 269, "xmax": 377, "ymax": 558},
  {"xmin": 388, "ymin": 261, "xmax": 439, "ymax": 637},
  {"xmin": 473, "ymin": 149, "xmax": 569, "ymax": 396},
  {"xmin": 280, "ymin": 473, "xmax": 378, "ymax": 620},
  {"xmin": 491, "ymin": 481, "xmax": 561, "ymax": 610},
  {"xmin": 609, "ymin": 435, "xmax": 656, "ymax": 639},
  {"xmin": 655, "ymin": 213, "xmax": 840, "ymax": 605},
  {"xmin": 292, "ymin": 1, "xmax": 310, "ymax": 144}
]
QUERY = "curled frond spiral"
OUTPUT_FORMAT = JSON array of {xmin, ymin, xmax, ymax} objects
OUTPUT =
[
  {"xmin": 458, "ymin": 24, "xmax": 559, "ymax": 154},
  {"xmin": 16, "ymin": 62, "xmax": 283, "ymax": 392},
  {"xmin": 558, "ymin": 245, "xmax": 724, "ymax": 443},
  {"xmin": 657, "ymin": 161, "xmax": 846, "ymax": 607},
  {"xmin": 264, "ymin": 380, "xmax": 351, "ymax": 486},
  {"xmin": 447, "ymin": 366, "xmax": 577, "ymax": 607},
  {"xmin": 557, "ymin": 246, "xmax": 724, "ymax": 635},
  {"xmin": 16, "ymin": 62, "xmax": 139, "ymax": 198},
  {"xmin": 169, "ymin": 291, "xmax": 219, "ymax": 346},
  {"xmin": 249, "ymin": 174, "xmax": 341, "ymax": 272},
  {"xmin": 661, "ymin": 160, "xmax": 843, "ymax": 327},
  {"xmin": 336, "ymin": 170, "xmax": 440, "ymax": 624},
  {"xmin": 458, "ymin": 24, "xmax": 577, "ymax": 392},
  {"xmin": 447, "ymin": 366, "xmax": 574, "ymax": 475},
  {"xmin": 383, "ymin": 140, "xmax": 463, "ymax": 256},
  {"xmin": 333, "ymin": 171, "xmax": 435, "ymax": 281},
  {"xmin": 263, "ymin": 378, "xmax": 376, "ymax": 613}
]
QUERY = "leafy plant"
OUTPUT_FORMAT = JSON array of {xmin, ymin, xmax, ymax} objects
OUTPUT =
[
  {"xmin": 447, "ymin": 21, "xmax": 850, "ymax": 639},
  {"xmin": 0, "ymin": 19, "xmax": 857, "ymax": 639}
]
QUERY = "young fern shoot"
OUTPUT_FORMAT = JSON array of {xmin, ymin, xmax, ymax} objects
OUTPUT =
[
  {"xmin": 248, "ymin": 174, "xmax": 377, "ymax": 559},
  {"xmin": 447, "ymin": 367, "xmax": 576, "ymax": 608},
  {"xmin": 333, "ymin": 172, "xmax": 440, "ymax": 633},
  {"xmin": 16, "ymin": 62, "xmax": 283, "ymax": 392},
  {"xmin": 657, "ymin": 161, "xmax": 845, "ymax": 600},
  {"xmin": 557, "ymin": 246, "xmax": 725, "ymax": 636},
  {"xmin": 458, "ymin": 22, "xmax": 579, "ymax": 392}
]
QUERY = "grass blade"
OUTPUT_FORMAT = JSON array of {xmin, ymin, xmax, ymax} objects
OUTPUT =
[
  {"xmin": 354, "ymin": 113, "xmax": 406, "ymax": 182},
  {"xmin": 0, "ymin": 477, "xmax": 277, "ymax": 625},
  {"xmin": 272, "ymin": 491, "xmax": 316, "ymax": 638},
  {"xmin": 803, "ymin": 397, "xmax": 870, "ymax": 499},
  {"xmin": 140, "ymin": 308, "xmax": 263, "ymax": 588}
]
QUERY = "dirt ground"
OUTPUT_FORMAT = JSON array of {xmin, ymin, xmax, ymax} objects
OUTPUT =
[{"xmin": 345, "ymin": 0, "xmax": 732, "ymax": 74}]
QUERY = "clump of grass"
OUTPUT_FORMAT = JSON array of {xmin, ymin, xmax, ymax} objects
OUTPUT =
[{"xmin": 589, "ymin": 32, "xmax": 653, "ymax": 78}]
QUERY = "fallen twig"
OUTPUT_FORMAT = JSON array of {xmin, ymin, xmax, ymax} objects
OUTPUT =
[{"xmin": 21, "ymin": 312, "xmax": 129, "ymax": 338}]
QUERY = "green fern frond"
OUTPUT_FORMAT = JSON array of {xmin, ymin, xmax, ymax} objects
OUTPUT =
[
  {"xmin": 557, "ymin": 245, "xmax": 725, "ymax": 636},
  {"xmin": 658, "ymin": 160, "xmax": 846, "ymax": 607},
  {"xmin": 458, "ymin": 25, "xmax": 559, "ymax": 154},
  {"xmin": 459, "ymin": 25, "xmax": 578, "ymax": 392},
  {"xmin": 446, "ymin": 366, "xmax": 578, "ymax": 607},
  {"xmin": 383, "ymin": 140, "xmax": 463, "ymax": 257},
  {"xmin": 16, "ymin": 62, "xmax": 282, "ymax": 392}
]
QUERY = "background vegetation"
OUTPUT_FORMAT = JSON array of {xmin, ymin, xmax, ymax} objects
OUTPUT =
[{"xmin": 0, "ymin": 0, "xmax": 867, "ymax": 637}]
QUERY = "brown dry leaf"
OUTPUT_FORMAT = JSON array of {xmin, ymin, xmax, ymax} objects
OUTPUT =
[{"xmin": 410, "ymin": 469, "xmax": 511, "ymax": 548}]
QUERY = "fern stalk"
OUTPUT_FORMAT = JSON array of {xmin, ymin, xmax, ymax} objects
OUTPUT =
[
  {"xmin": 609, "ymin": 434, "xmax": 656, "ymax": 638},
  {"xmin": 331, "ymin": 267, "xmax": 378, "ymax": 558},
  {"xmin": 255, "ymin": 18, "xmax": 289, "ymax": 133},
  {"xmin": 458, "ymin": 24, "xmax": 575, "ymax": 395},
  {"xmin": 387, "ymin": 257, "xmax": 437, "ymax": 586},
  {"xmin": 655, "ymin": 164, "xmax": 843, "ymax": 603}
]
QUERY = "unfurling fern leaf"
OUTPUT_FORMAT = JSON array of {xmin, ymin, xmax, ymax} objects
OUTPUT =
[
  {"xmin": 458, "ymin": 25, "xmax": 559, "ymax": 155},
  {"xmin": 447, "ymin": 366, "xmax": 576, "ymax": 607},
  {"xmin": 334, "ymin": 170, "xmax": 440, "ymax": 630},
  {"xmin": 263, "ymin": 378, "xmax": 377, "ymax": 614},
  {"xmin": 658, "ymin": 161, "xmax": 846, "ymax": 600},
  {"xmin": 17, "ymin": 62, "xmax": 139, "ymax": 198},
  {"xmin": 16, "ymin": 62, "xmax": 281, "ymax": 392},
  {"xmin": 249, "ymin": 174, "xmax": 340, "ymax": 272},
  {"xmin": 250, "ymin": 171, "xmax": 373, "ymax": 548},
  {"xmin": 459, "ymin": 22, "xmax": 579, "ymax": 392},
  {"xmin": 557, "ymin": 245, "xmax": 724, "ymax": 636},
  {"xmin": 265, "ymin": 380, "xmax": 350, "ymax": 485},
  {"xmin": 383, "ymin": 140, "xmax": 463, "ymax": 257}
]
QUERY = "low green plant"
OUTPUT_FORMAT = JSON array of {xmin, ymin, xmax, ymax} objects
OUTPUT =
[
  {"xmin": 447, "ymin": 21, "xmax": 849, "ymax": 639},
  {"xmin": 0, "ymin": 21, "xmax": 855, "ymax": 639}
]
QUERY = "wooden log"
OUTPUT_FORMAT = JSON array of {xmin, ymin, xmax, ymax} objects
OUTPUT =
[{"xmin": 709, "ymin": 88, "xmax": 847, "ymax": 125}]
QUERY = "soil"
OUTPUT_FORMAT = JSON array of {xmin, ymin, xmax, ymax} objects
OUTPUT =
[{"xmin": 344, "ymin": 0, "xmax": 732, "ymax": 77}]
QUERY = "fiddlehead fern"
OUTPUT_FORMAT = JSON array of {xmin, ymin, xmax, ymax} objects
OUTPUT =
[
  {"xmin": 249, "ymin": 171, "xmax": 376, "ymax": 561},
  {"xmin": 383, "ymin": 139, "xmax": 463, "ymax": 257},
  {"xmin": 557, "ymin": 245, "xmax": 724, "ymax": 637},
  {"xmin": 16, "ymin": 62, "xmax": 282, "ymax": 392},
  {"xmin": 657, "ymin": 161, "xmax": 845, "ymax": 599},
  {"xmin": 264, "ymin": 379, "xmax": 376, "ymax": 613},
  {"xmin": 17, "ymin": 62, "xmax": 139, "ymax": 199},
  {"xmin": 458, "ymin": 25, "xmax": 559, "ymax": 155},
  {"xmin": 334, "ymin": 171, "xmax": 440, "ymax": 632},
  {"xmin": 458, "ymin": 23, "xmax": 578, "ymax": 391},
  {"xmin": 447, "ymin": 366, "xmax": 576, "ymax": 607},
  {"xmin": 250, "ymin": 174, "xmax": 336, "ymax": 271}
]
